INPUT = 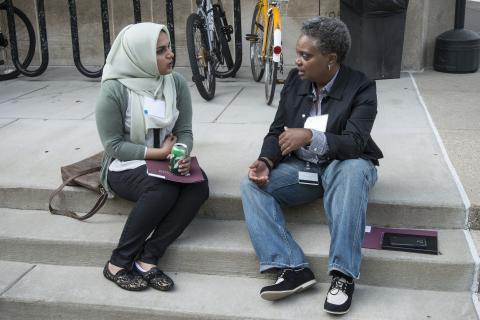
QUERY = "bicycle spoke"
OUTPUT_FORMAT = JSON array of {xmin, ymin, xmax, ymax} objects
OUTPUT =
[
  {"xmin": 264, "ymin": 15, "xmax": 277, "ymax": 105},
  {"xmin": 255, "ymin": 22, "xmax": 264, "ymax": 32},
  {"xmin": 186, "ymin": 12, "xmax": 215, "ymax": 100},
  {"xmin": 212, "ymin": 4, "xmax": 234, "ymax": 78},
  {"xmin": 0, "ymin": 4, "xmax": 36, "ymax": 80},
  {"xmin": 0, "ymin": 9, "xmax": 15, "ymax": 77},
  {"xmin": 249, "ymin": 3, "xmax": 265, "ymax": 82}
]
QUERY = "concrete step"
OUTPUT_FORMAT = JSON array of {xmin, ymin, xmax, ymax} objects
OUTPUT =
[
  {"xmin": 1, "ymin": 185, "xmax": 466, "ymax": 229},
  {"xmin": 0, "ymin": 261, "xmax": 476, "ymax": 320},
  {"xmin": 0, "ymin": 208, "xmax": 474, "ymax": 291}
]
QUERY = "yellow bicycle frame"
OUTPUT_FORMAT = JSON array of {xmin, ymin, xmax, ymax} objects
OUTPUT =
[{"xmin": 257, "ymin": 0, "xmax": 282, "ymax": 63}]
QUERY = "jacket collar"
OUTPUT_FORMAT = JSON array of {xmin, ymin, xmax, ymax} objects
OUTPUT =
[{"xmin": 296, "ymin": 64, "xmax": 348, "ymax": 100}]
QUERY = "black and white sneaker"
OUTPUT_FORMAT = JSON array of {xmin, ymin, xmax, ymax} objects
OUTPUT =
[
  {"xmin": 260, "ymin": 268, "xmax": 316, "ymax": 301},
  {"xmin": 323, "ymin": 274, "xmax": 355, "ymax": 314}
]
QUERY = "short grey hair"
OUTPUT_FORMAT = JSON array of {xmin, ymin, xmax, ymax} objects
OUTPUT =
[{"xmin": 301, "ymin": 16, "xmax": 351, "ymax": 64}]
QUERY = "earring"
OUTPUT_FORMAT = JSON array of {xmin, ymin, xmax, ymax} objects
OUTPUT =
[{"xmin": 328, "ymin": 64, "xmax": 332, "ymax": 71}]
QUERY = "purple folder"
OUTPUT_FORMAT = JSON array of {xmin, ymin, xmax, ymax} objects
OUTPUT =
[
  {"xmin": 146, "ymin": 156, "xmax": 204, "ymax": 183},
  {"xmin": 362, "ymin": 226, "xmax": 437, "ymax": 250}
]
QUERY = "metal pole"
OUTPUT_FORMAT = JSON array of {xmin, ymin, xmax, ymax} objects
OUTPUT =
[
  {"xmin": 454, "ymin": 0, "xmax": 466, "ymax": 29},
  {"xmin": 166, "ymin": 0, "xmax": 175, "ymax": 66},
  {"xmin": 231, "ymin": 0, "xmax": 242, "ymax": 75},
  {"xmin": 133, "ymin": 0, "xmax": 141, "ymax": 23},
  {"xmin": 101, "ymin": 0, "xmax": 111, "ymax": 59}
]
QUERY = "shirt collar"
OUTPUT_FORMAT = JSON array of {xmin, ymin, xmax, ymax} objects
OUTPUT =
[{"xmin": 312, "ymin": 68, "xmax": 339, "ymax": 98}]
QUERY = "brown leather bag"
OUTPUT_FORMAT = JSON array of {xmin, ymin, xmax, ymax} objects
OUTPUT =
[{"xmin": 49, "ymin": 152, "xmax": 108, "ymax": 220}]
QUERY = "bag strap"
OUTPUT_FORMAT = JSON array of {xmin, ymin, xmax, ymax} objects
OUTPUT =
[
  {"xmin": 154, "ymin": 128, "xmax": 160, "ymax": 148},
  {"xmin": 48, "ymin": 167, "xmax": 108, "ymax": 221}
]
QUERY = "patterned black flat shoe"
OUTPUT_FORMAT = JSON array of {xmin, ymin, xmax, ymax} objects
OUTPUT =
[
  {"xmin": 103, "ymin": 262, "xmax": 148, "ymax": 291},
  {"xmin": 134, "ymin": 264, "xmax": 174, "ymax": 291}
]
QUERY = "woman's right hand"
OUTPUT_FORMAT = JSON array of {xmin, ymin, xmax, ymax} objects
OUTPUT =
[
  {"xmin": 247, "ymin": 160, "xmax": 270, "ymax": 186},
  {"xmin": 145, "ymin": 134, "xmax": 177, "ymax": 160},
  {"xmin": 161, "ymin": 134, "xmax": 177, "ymax": 154}
]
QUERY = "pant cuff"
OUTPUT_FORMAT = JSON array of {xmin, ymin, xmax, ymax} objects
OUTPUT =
[
  {"xmin": 260, "ymin": 262, "xmax": 310, "ymax": 273},
  {"xmin": 109, "ymin": 255, "xmax": 131, "ymax": 270},
  {"xmin": 328, "ymin": 263, "xmax": 359, "ymax": 279}
]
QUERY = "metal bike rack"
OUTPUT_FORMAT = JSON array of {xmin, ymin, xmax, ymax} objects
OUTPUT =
[
  {"xmin": 5, "ymin": 0, "xmax": 49, "ymax": 77},
  {"xmin": 68, "ymin": 0, "xmax": 110, "ymax": 78},
  {"xmin": 133, "ymin": 0, "xmax": 141, "ymax": 23},
  {"xmin": 231, "ymin": 0, "xmax": 242, "ymax": 75},
  {"xmin": 68, "ymin": 0, "xmax": 176, "ymax": 78},
  {"xmin": 3, "ymin": 0, "xmax": 176, "ymax": 78},
  {"xmin": 166, "ymin": 0, "xmax": 176, "ymax": 63},
  {"xmin": 134, "ymin": 0, "xmax": 176, "ymax": 65}
]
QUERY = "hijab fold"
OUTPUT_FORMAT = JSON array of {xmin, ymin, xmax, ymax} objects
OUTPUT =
[{"xmin": 102, "ymin": 22, "xmax": 177, "ymax": 145}]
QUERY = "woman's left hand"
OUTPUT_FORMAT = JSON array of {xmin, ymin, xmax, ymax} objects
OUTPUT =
[
  {"xmin": 178, "ymin": 156, "xmax": 191, "ymax": 175},
  {"xmin": 279, "ymin": 127, "xmax": 312, "ymax": 156}
]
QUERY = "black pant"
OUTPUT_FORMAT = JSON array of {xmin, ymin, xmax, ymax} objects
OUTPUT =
[{"xmin": 108, "ymin": 165, "xmax": 209, "ymax": 268}]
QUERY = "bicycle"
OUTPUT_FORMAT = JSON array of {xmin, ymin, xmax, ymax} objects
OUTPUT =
[
  {"xmin": 186, "ymin": 0, "xmax": 238, "ymax": 101},
  {"xmin": 0, "ymin": 0, "xmax": 36, "ymax": 81},
  {"xmin": 246, "ymin": 0, "xmax": 284, "ymax": 105}
]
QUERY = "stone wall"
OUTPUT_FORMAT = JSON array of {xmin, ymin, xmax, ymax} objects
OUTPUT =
[
  {"xmin": 466, "ymin": 0, "xmax": 480, "ymax": 33},
  {"xmin": 402, "ymin": 0, "xmax": 455, "ymax": 71},
  {"xmin": 1, "ymin": 0, "xmax": 457, "ymax": 71}
]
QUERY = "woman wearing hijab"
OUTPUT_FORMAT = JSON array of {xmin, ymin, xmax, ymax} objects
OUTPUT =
[{"xmin": 96, "ymin": 22, "xmax": 209, "ymax": 292}]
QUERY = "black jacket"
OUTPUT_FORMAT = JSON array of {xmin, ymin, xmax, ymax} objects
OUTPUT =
[{"xmin": 259, "ymin": 64, "xmax": 383, "ymax": 166}]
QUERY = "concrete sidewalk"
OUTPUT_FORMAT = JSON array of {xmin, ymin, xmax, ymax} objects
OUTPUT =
[
  {"xmin": 0, "ymin": 67, "xmax": 468, "ymax": 226},
  {"xmin": 413, "ymin": 70, "xmax": 480, "ymax": 227}
]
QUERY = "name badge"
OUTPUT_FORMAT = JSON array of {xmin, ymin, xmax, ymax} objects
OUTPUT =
[
  {"xmin": 298, "ymin": 171, "xmax": 319, "ymax": 185},
  {"xmin": 143, "ymin": 96, "xmax": 166, "ymax": 118}
]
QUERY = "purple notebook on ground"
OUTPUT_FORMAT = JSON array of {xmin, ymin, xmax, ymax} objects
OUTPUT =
[
  {"xmin": 362, "ymin": 226, "xmax": 437, "ymax": 250},
  {"xmin": 146, "ymin": 156, "xmax": 204, "ymax": 183}
]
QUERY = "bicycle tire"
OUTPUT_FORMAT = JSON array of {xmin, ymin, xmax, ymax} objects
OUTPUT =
[
  {"xmin": 212, "ymin": 4, "xmax": 235, "ymax": 79},
  {"xmin": 264, "ymin": 16, "xmax": 277, "ymax": 105},
  {"xmin": 0, "ymin": 4, "xmax": 36, "ymax": 81},
  {"xmin": 186, "ymin": 13, "xmax": 216, "ymax": 101},
  {"xmin": 249, "ymin": 3, "xmax": 264, "ymax": 82}
]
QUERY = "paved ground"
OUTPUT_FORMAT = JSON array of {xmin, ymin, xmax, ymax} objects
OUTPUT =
[
  {"xmin": 0, "ymin": 67, "xmax": 470, "ymax": 225},
  {"xmin": 414, "ymin": 70, "xmax": 480, "ymax": 228},
  {"xmin": 0, "ymin": 66, "xmax": 478, "ymax": 225}
]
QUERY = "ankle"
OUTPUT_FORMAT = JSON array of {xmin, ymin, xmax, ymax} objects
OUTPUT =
[
  {"xmin": 108, "ymin": 262, "xmax": 123, "ymax": 275},
  {"xmin": 136, "ymin": 261, "xmax": 156, "ymax": 272}
]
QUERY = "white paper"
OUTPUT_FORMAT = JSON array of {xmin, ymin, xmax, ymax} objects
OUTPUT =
[
  {"xmin": 365, "ymin": 225, "xmax": 372, "ymax": 233},
  {"xmin": 304, "ymin": 114, "xmax": 328, "ymax": 132},
  {"xmin": 143, "ymin": 97, "xmax": 166, "ymax": 118}
]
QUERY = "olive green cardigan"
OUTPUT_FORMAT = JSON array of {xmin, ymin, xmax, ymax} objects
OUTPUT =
[{"xmin": 95, "ymin": 72, "xmax": 193, "ymax": 196}]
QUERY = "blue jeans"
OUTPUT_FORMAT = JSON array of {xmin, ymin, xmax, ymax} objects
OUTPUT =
[{"xmin": 240, "ymin": 156, "xmax": 377, "ymax": 279}]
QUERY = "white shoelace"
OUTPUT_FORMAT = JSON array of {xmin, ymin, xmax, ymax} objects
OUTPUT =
[{"xmin": 327, "ymin": 277, "xmax": 350, "ymax": 305}]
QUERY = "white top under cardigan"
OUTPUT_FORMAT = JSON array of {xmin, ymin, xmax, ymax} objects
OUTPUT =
[{"xmin": 108, "ymin": 94, "xmax": 179, "ymax": 172}]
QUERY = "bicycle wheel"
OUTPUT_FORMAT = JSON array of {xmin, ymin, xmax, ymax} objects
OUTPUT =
[
  {"xmin": 0, "ymin": 4, "xmax": 36, "ymax": 81},
  {"xmin": 186, "ymin": 13, "xmax": 216, "ymax": 101},
  {"xmin": 264, "ymin": 16, "xmax": 277, "ymax": 105},
  {"xmin": 249, "ymin": 3, "xmax": 264, "ymax": 82},
  {"xmin": 212, "ymin": 4, "xmax": 235, "ymax": 79}
]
